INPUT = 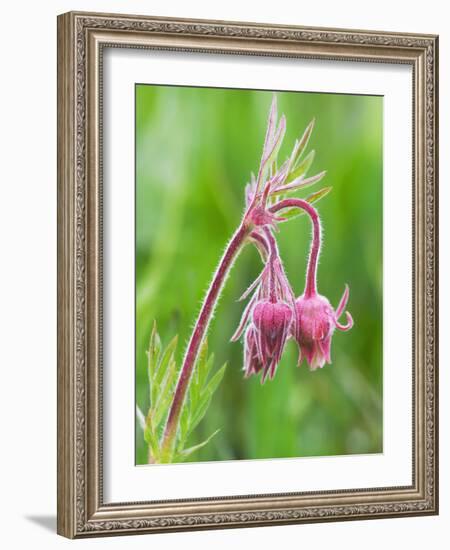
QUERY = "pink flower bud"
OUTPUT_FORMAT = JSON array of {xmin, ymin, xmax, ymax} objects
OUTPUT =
[
  {"xmin": 295, "ymin": 286, "xmax": 353, "ymax": 370},
  {"xmin": 251, "ymin": 300, "xmax": 293, "ymax": 382}
]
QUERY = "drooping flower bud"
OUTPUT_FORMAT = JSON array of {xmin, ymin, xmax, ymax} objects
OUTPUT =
[
  {"xmin": 294, "ymin": 285, "xmax": 353, "ymax": 370},
  {"xmin": 252, "ymin": 300, "xmax": 293, "ymax": 382}
]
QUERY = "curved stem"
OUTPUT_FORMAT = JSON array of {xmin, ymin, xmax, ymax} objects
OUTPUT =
[
  {"xmin": 160, "ymin": 222, "xmax": 250, "ymax": 459},
  {"xmin": 270, "ymin": 198, "xmax": 321, "ymax": 299},
  {"xmin": 249, "ymin": 230, "xmax": 269, "ymax": 261},
  {"xmin": 263, "ymin": 227, "xmax": 279, "ymax": 259}
]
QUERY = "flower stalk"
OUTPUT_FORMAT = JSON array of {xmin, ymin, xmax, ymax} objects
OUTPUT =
[
  {"xmin": 160, "ymin": 222, "xmax": 251, "ymax": 458},
  {"xmin": 270, "ymin": 198, "xmax": 353, "ymax": 370},
  {"xmin": 270, "ymin": 198, "xmax": 321, "ymax": 299}
]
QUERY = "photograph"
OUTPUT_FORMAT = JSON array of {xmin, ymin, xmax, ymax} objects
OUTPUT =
[
  {"xmin": 0, "ymin": 0, "xmax": 444, "ymax": 544},
  {"xmin": 55, "ymin": 9, "xmax": 438, "ymax": 538},
  {"xmin": 135, "ymin": 85, "xmax": 383, "ymax": 466}
]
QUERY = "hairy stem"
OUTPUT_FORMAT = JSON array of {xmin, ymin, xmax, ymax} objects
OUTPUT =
[
  {"xmin": 263, "ymin": 228, "xmax": 279, "ymax": 303},
  {"xmin": 270, "ymin": 198, "xmax": 321, "ymax": 298},
  {"xmin": 250, "ymin": 230, "xmax": 269, "ymax": 256},
  {"xmin": 160, "ymin": 222, "xmax": 250, "ymax": 459}
]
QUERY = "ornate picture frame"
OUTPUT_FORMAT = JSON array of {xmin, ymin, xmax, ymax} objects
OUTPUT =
[{"xmin": 57, "ymin": 11, "xmax": 438, "ymax": 538}]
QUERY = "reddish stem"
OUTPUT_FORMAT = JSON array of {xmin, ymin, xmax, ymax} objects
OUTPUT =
[
  {"xmin": 263, "ymin": 228, "xmax": 279, "ymax": 303},
  {"xmin": 250, "ymin": 230, "xmax": 269, "ymax": 254},
  {"xmin": 270, "ymin": 199, "xmax": 321, "ymax": 299},
  {"xmin": 160, "ymin": 222, "xmax": 250, "ymax": 458}
]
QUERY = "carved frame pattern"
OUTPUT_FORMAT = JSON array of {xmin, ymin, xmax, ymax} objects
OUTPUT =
[{"xmin": 57, "ymin": 11, "xmax": 438, "ymax": 538}]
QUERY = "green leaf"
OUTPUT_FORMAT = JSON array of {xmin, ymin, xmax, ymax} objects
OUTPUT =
[
  {"xmin": 144, "ymin": 411, "xmax": 160, "ymax": 462},
  {"xmin": 153, "ymin": 358, "xmax": 178, "ymax": 427},
  {"xmin": 258, "ymin": 115, "xmax": 286, "ymax": 189},
  {"xmin": 286, "ymin": 150, "xmax": 315, "ymax": 184},
  {"xmin": 178, "ymin": 403, "xmax": 190, "ymax": 448},
  {"xmin": 277, "ymin": 208, "xmax": 304, "ymax": 222},
  {"xmin": 188, "ymin": 364, "xmax": 227, "ymax": 436},
  {"xmin": 146, "ymin": 321, "xmax": 161, "ymax": 387},
  {"xmin": 304, "ymin": 186, "xmax": 333, "ymax": 205},
  {"xmin": 142, "ymin": 331, "xmax": 227, "ymax": 463},
  {"xmin": 200, "ymin": 353, "xmax": 215, "ymax": 392},
  {"xmin": 271, "ymin": 170, "xmax": 326, "ymax": 197},
  {"xmin": 203, "ymin": 363, "xmax": 227, "ymax": 400},
  {"xmin": 188, "ymin": 395, "xmax": 211, "ymax": 436},
  {"xmin": 153, "ymin": 392, "xmax": 174, "ymax": 429},
  {"xmin": 261, "ymin": 96, "xmax": 278, "ymax": 159},
  {"xmin": 189, "ymin": 341, "xmax": 216, "ymax": 415},
  {"xmin": 264, "ymin": 117, "xmax": 285, "ymax": 168},
  {"xmin": 190, "ymin": 339, "xmax": 208, "ymax": 407},
  {"xmin": 175, "ymin": 429, "xmax": 220, "ymax": 462},
  {"xmin": 154, "ymin": 335, "xmax": 178, "ymax": 388},
  {"xmin": 136, "ymin": 405, "xmax": 146, "ymax": 432},
  {"xmin": 277, "ymin": 187, "xmax": 333, "ymax": 222},
  {"xmin": 292, "ymin": 118, "xmax": 315, "ymax": 168}
]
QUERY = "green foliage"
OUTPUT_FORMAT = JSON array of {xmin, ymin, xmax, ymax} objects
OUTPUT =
[
  {"xmin": 176, "ymin": 340, "xmax": 227, "ymax": 461},
  {"xmin": 286, "ymin": 149, "xmax": 316, "ymax": 184},
  {"xmin": 292, "ymin": 118, "xmax": 315, "ymax": 168},
  {"xmin": 137, "ymin": 324, "xmax": 227, "ymax": 463}
]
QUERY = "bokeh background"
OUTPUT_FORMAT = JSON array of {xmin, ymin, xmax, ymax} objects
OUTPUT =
[{"xmin": 135, "ymin": 85, "xmax": 383, "ymax": 465}]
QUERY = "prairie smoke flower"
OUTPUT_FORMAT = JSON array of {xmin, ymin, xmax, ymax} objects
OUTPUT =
[
  {"xmin": 252, "ymin": 300, "xmax": 293, "ymax": 381},
  {"xmin": 231, "ymin": 96, "xmax": 350, "ymax": 382},
  {"xmin": 269, "ymin": 198, "xmax": 354, "ymax": 370},
  {"xmin": 295, "ymin": 286, "xmax": 353, "ymax": 370},
  {"xmin": 232, "ymin": 279, "xmax": 295, "ymax": 383},
  {"xmin": 239, "ymin": 299, "xmax": 293, "ymax": 382},
  {"xmin": 230, "ymin": 93, "xmax": 330, "ymax": 383},
  {"xmin": 232, "ymin": 227, "xmax": 296, "ymax": 383},
  {"xmin": 158, "ymin": 95, "xmax": 347, "ymax": 460},
  {"xmin": 242, "ymin": 95, "xmax": 326, "ymax": 234}
]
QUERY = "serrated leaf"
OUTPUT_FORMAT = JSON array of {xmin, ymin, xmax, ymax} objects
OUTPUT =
[
  {"xmin": 154, "ymin": 335, "xmax": 178, "ymax": 387},
  {"xmin": 153, "ymin": 391, "xmax": 174, "ymax": 429},
  {"xmin": 276, "ymin": 187, "xmax": 333, "ymax": 222},
  {"xmin": 175, "ymin": 430, "xmax": 220, "ymax": 461},
  {"xmin": 144, "ymin": 411, "xmax": 160, "ymax": 462},
  {"xmin": 153, "ymin": 358, "xmax": 177, "ymax": 427},
  {"xmin": 286, "ymin": 150, "xmax": 315, "ymax": 184}
]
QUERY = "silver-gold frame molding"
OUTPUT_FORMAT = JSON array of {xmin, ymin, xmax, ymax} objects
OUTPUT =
[{"xmin": 57, "ymin": 11, "xmax": 439, "ymax": 538}]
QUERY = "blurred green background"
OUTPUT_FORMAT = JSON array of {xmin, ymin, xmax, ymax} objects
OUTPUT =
[{"xmin": 135, "ymin": 85, "xmax": 383, "ymax": 465}]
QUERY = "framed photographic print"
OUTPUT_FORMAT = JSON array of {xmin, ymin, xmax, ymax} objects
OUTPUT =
[{"xmin": 57, "ymin": 11, "xmax": 439, "ymax": 538}]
